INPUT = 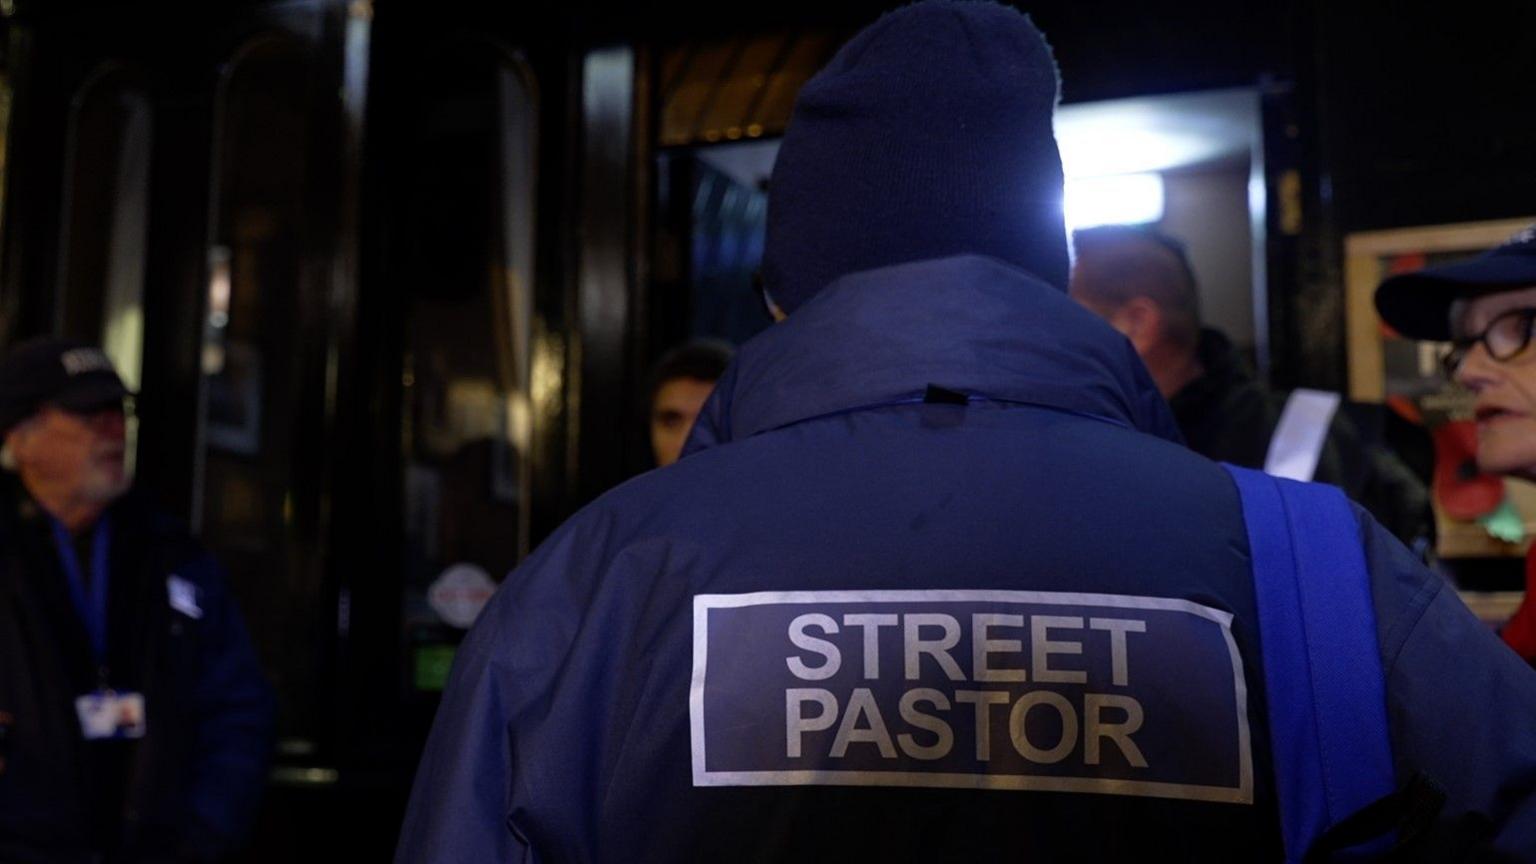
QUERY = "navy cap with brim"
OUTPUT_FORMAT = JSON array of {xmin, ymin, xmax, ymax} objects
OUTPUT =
[
  {"xmin": 0, "ymin": 374, "xmax": 130, "ymax": 438},
  {"xmin": 54, "ymin": 374, "xmax": 130, "ymax": 413},
  {"xmin": 0, "ymin": 338, "xmax": 132, "ymax": 438},
  {"xmin": 1375, "ymin": 231, "xmax": 1536, "ymax": 342}
]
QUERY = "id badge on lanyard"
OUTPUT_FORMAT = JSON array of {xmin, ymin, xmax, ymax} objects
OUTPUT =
[{"xmin": 51, "ymin": 515, "xmax": 146, "ymax": 740}]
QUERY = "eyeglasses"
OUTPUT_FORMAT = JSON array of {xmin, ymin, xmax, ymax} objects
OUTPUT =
[{"xmin": 1442, "ymin": 307, "xmax": 1536, "ymax": 378}]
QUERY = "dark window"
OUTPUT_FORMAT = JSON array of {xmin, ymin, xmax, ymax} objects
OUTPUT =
[
  {"xmin": 400, "ymin": 44, "xmax": 537, "ymax": 692},
  {"xmin": 57, "ymin": 66, "xmax": 151, "ymax": 390},
  {"xmin": 197, "ymin": 35, "xmax": 327, "ymax": 744}
]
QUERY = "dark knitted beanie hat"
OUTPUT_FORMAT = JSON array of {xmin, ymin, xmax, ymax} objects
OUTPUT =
[{"xmin": 761, "ymin": 0, "xmax": 1069, "ymax": 314}]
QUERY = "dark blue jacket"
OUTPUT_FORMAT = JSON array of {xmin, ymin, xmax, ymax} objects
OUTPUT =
[
  {"xmin": 398, "ymin": 255, "xmax": 1536, "ymax": 862},
  {"xmin": 0, "ymin": 483, "xmax": 273, "ymax": 862}
]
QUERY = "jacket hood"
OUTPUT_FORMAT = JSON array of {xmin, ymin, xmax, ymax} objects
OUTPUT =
[
  {"xmin": 683, "ymin": 255, "xmax": 1181, "ymax": 456},
  {"xmin": 761, "ymin": 1, "xmax": 1069, "ymax": 314}
]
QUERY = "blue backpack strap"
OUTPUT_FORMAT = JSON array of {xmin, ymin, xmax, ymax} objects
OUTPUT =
[{"xmin": 1222, "ymin": 464, "xmax": 1396, "ymax": 862}]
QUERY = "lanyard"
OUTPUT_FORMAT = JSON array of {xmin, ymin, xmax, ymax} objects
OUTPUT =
[{"xmin": 49, "ymin": 514, "xmax": 112, "ymax": 671}]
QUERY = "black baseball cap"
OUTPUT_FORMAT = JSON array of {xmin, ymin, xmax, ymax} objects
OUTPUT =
[
  {"xmin": 0, "ymin": 338, "xmax": 131, "ymax": 437},
  {"xmin": 1375, "ymin": 224, "xmax": 1536, "ymax": 341}
]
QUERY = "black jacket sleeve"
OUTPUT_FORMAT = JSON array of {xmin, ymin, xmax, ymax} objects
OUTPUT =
[{"xmin": 176, "ymin": 549, "xmax": 275, "ymax": 861}]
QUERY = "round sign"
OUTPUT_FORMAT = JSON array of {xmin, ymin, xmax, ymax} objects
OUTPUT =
[{"xmin": 427, "ymin": 563, "xmax": 497, "ymax": 629}]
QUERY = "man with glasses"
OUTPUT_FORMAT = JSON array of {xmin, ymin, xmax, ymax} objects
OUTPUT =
[
  {"xmin": 0, "ymin": 338, "xmax": 273, "ymax": 863},
  {"xmin": 1378, "ymin": 225, "xmax": 1536, "ymax": 663}
]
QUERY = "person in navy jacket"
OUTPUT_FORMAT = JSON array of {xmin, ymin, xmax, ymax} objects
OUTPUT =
[
  {"xmin": 0, "ymin": 338, "xmax": 273, "ymax": 863},
  {"xmin": 398, "ymin": 4, "xmax": 1536, "ymax": 861}
]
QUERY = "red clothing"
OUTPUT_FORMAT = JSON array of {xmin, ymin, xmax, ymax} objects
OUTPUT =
[{"xmin": 1501, "ymin": 546, "xmax": 1536, "ymax": 661}]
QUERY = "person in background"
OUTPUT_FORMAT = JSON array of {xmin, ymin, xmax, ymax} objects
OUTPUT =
[
  {"xmin": 0, "ymin": 338, "xmax": 273, "ymax": 863},
  {"xmin": 1376, "ymin": 225, "xmax": 1536, "ymax": 663},
  {"xmin": 647, "ymin": 340, "xmax": 733, "ymax": 468},
  {"xmin": 1070, "ymin": 224, "xmax": 1432, "ymax": 547}
]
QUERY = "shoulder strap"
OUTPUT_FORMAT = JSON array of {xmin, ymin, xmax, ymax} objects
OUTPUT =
[{"xmin": 1222, "ymin": 463, "xmax": 1396, "ymax": 862}]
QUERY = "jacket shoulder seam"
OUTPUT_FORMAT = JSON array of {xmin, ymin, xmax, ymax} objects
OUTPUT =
[{"xmin": 1377, "ymin": 569, "xmax": 1445, "ymax": 674}]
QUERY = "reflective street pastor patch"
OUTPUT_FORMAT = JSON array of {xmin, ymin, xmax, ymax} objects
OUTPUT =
[{"xmin": 690, "ymin": 590, "xmax": 1253, "ymax": 804}]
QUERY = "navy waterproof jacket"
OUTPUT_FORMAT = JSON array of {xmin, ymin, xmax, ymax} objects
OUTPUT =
[
  {"xmin": 0, "ymin": 483, "xmax": 273, "ymax": 862},
  {"xmin": 398, "ymin": 255, "xmax": 1536, "ymax": 862}
]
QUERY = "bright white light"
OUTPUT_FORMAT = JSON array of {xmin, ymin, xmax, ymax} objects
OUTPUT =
[
  {"xmin": 1058, "ymin": 127, "xmax": 1211, "ymax": 180},
  {"xmin": 1063, "ymin": 173, "xmax": 1165, "ymax": 233},
  {"xmin": 1054, "ymin": 88, "xmax": 1259, "ymax": 178}
]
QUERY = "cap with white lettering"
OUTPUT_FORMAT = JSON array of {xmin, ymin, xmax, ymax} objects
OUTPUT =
[{"xmin": 0, "ymin": 337, "xmax": 130, "ymax": 437}]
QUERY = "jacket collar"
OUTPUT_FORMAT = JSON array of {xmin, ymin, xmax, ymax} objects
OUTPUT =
[
  {"xmin": 1170, "ymin": 328, "xmax": 1252, "ymax": 417},
  {"xmin": 684, "ymin": 255, "xmax": 1181, "ymax": 456}
]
